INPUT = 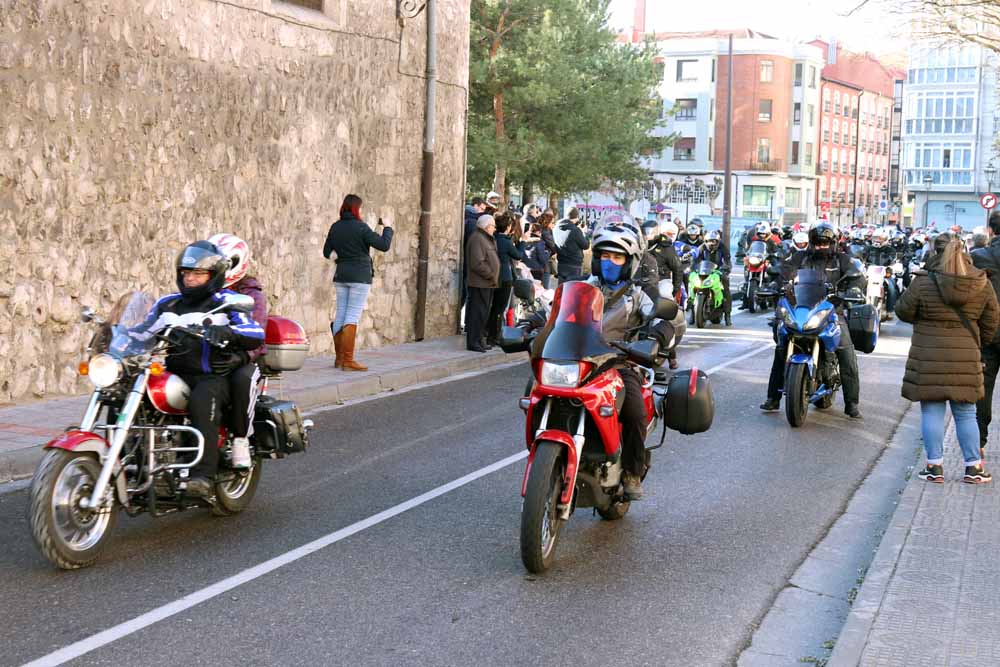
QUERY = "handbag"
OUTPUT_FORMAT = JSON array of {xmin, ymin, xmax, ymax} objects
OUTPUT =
[{"xmin": 929, "ymin": 272, "xmax": 980, "ymax": 347}]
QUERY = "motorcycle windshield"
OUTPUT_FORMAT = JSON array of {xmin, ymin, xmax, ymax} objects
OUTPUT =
[
  {"xmin": 791, "ymin": 269, "xmax": 828, "ymax": 309},
  {"xmin": 531, "ymin": 282, "xmax": 616, "ymax": 363},
  {"xmin": 105, "ymin": 291, "xmax": 159, "ymax": 357},
  {"xmin": 748, "ymin": 241, "xmax": 767, "ymax": 259},
  {"xmin": 694, "ymin": 260, "xmax": 718, "ymax": 276}
]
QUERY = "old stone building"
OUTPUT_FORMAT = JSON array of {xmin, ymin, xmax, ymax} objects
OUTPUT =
[{"xmin": 0, "ymin": 0, "xmax": 470, "ymax": 402}]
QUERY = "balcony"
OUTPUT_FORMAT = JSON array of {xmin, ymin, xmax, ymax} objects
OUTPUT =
[{"xmin": 749, "ymin": 158, "xmax": 784, "ymax": 172}]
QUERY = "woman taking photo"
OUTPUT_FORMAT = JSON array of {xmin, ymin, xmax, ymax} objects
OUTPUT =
[
  {"xmin": 322, "ymin": 194, "xmax": 393, "ymax": 371},
  {"xmin": 896, "ymin": 233, "xmax": 999, "ymax": 483}
]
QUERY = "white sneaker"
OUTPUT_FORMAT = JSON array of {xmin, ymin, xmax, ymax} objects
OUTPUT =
[{"xmin": 231, "ymin": 437, "xmax": 252, "ymax": 469}]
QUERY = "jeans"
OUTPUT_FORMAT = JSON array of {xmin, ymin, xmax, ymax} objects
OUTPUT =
[
  {"xmin": 333, "ymin": 282, "xmax": 372, "ymax": 334},
  {"xmin": 977, "ymin": 344, "xmax": 1000, "ymax": 448},
  {"xmin": 921, "ymin": 400, "xmax": 981, "ymax": 466}
]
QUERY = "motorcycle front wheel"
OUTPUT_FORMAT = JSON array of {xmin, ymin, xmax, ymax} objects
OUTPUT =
[
  {"xmin": 694, "ymin": 293, "xmax": 708, "ymax": 329},
  {"xmin": 212, "ymin": 459, "xmax": 262, "ymax": 516},
  {"xmin": 748, "ymin": 280, "xmax": 758, "ymax": 314},
  {"xmin": 784, "ymin": 363, "xmax": 810, "ymax": 428},
  {"xmin": 520, "ymin": 441, "xmax": 565, "ymax": 573},
  {"xmin": 29, "ymin": 450, "xmax": 118, "ymax": 570}
]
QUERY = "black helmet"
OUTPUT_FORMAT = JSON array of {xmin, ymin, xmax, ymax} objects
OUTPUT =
[
  {"xmin": 175, "ymin": 240, "xmax": 228, "ymax": 302},
  {"xmin": 808, "ymin": 223, "xmax": 838, "ymax": 256}
]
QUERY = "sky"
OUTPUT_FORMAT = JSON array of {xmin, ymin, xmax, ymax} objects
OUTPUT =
[{"xmin": 607, "ymin": 0, "xmax": 910, "ymax": 57}]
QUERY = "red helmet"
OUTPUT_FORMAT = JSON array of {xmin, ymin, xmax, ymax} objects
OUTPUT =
[{"xmin": 208, "ymin": 233, "xmax": 251, "ymax": 288}]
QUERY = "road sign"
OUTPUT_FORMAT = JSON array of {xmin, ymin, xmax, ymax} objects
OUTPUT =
[
  {"xmin": 981, "ymin": 193, "xmax": 998, "ymax": 210},
  {"xmin": 820, "ymin": 201, "xmax": 831, "ymax": 213},
  {"xmin": 878, "ymin": 200, "xmax": 888, "ymax": 212}
]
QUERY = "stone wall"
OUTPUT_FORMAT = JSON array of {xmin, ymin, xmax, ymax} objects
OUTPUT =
[{"xmin": 0, "ymin": 0, "xmax": 470, "ymax": 402}]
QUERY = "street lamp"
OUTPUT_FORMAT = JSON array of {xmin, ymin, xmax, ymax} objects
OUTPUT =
[
  {"xmin": 923, "ymin": 173, "xmax": 933, "ymax": 229},
  {"xmin": 684, "ymin": 175, "xmax": 693, "ymax": 225},
  {"xmin": 880, "ymin": 185, "xmax": 888, "ymax": 227},
  {"xmin": 986, "ymin": 161, "xmax": 997, "ymax": 224}
]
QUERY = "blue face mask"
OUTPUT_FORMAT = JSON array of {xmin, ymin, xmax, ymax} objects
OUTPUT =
[{"xmin": 600, "ymin": 258, "xmax": 625, "ymax": 285}]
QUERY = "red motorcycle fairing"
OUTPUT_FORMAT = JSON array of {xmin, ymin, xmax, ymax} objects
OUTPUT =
[
  {"xmin": 43, "ymin": 430, "xmax": 109, "ymax": 455},
  {"xmin": 521, "ymin": 429, "xmax": 578, "ymax": 502},
  {"xmin": 523, "ymin": 367, "xmax": 625, "ymax": 456}
]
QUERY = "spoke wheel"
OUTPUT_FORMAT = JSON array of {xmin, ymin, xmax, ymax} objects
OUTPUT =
[
  {"xmin": 213, "ymin": 458, "xmax": 262, "ymax": 516},
  {"xmin": 520, "ymin": 442, "xmax": 565, "ymax": 573}
]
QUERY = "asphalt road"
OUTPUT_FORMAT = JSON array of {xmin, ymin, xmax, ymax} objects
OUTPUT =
[{"xmin": 0, "ymin": 311, "xmax": 913, "ymax": 667}]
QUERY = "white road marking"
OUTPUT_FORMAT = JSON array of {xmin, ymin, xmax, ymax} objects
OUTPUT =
[{"xmin": 21, "ymin": 343, "xmax": 771, "ymax": 667}]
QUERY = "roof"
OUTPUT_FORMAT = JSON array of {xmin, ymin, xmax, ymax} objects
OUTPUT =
[
  {"xmin": 650, "ymin": 28, "xmax": 778, "ymax": 41},
  {"xmin": 809, "ymin": 39, "xmax": 896, "ymax": 96}
]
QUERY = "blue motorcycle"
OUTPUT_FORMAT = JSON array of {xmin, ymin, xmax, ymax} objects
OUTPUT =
[{"xmin": 775, "ymin": 268, "xmax": 869, "ymax": 427}]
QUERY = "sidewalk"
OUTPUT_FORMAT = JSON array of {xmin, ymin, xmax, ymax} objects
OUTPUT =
[
  {"xmin": 0, "ymin": 336, "xmax": 526, "ymax": 484},
  {"xmin": 830, "ymin": 411, "xmax": 1000, "ymax": 666}
]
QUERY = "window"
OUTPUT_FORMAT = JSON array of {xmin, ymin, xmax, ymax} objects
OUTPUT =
[
  {"xmin": 794, "ymin": 63, "xmax": 803, "ymax": 87},
  {"xmin": 843, "ymin": 103, "xmax": 851, "ymax": 118},
  {"xmin": 805, "ymin": 143, "xmax": 813, "ymax": 166},
  {"xmin": 786, "ymin": 188, "xmax": 802, "ymax": 209},
  {"xmin": 673, "ymin": 137, "xmax": 696, "ymax": 161},
  {"xmin": 675, "ymin": 99, "xmax": 697, "ymax": 120},
  {"xmin": 760, "ymin": 60, "xmax": 774, "ymax": 83},
  {"xmin": 809, "ymin": 65, "xmax": 817, "ymax": 88},
  {"xmin": 807, "ymin": 104, "xmax": 815, "ymax": 126},
  {"xmin": 834, "ymin": 130, "xmax": 840, "ymax": 144},
  {"xmin": 904, "ymin": 91, "xmax": 976, "ymax": 135},
  {"xmin": 757, "ymin": 138, "xmax": 771, "ymax": 163},
  {"xmin": 758, "ymin": 99, "xmax": 773, "ymax": 122},
  {"xmin": 711, "ymin": 59, "xmax": 716, "ymax": 82},
  {"xmin": 943, "ymin": 148, "xmax": 951, "ymax": 168},
  {"xmin": 793, "ymin": 103, "xmax": 801, "ymax": 124},
  {"xmin": 824, "ymin": 100, "xmax": 832, "ymax": 113},
  {"xmin": 677, "ymin": 60, "xmax": 698, "ymax": 82},
  {"xmin": 743, "ymin": 185, "xmax": 776, "ymax": 208},
  {"xmin": 792, "ymin": 141, "xmax": 800, "ymax": 165},
  {"xmin": 710, "ymin": 99, "xmax": 715, "ymax": 121}
]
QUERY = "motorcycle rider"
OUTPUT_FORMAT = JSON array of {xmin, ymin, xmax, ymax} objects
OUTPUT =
[
  {"xmin": 585, "ymin": 215, "xmax": 675, "ymax": 500},
  {"xmin": 760, "ymin": 223, "xmax": 864, "ymax": 418},
  {"xmin": 792, "ymin": 231, "xmax": 810, "ymax": 252},
  {"xmin": 133, "ymin": 241, "xmax": 266, "ymax": 496},
  {"xmin": 740, "ymin": 223, "xmax": 779, "ymax": 311},
  {"xmin": 678, "ymin": 219, "xmax": 704, "ymax": 247},
  {"xmin": 868, "ymin": 227, "xmax": 901, "ymax": 314},
  {"xmin": 208, "ymin": 233, "xmax": 268, "ymax": 470},
  {"xmin": 693, "ymin": 229, "xmax": 733, "ymax": 326},
  {"xmin": 643, "ymin": 219, "xmax": 685, "ymax": 370}
]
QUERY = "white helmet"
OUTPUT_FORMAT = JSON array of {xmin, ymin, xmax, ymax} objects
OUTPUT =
[
  {"xmin": 590, "ymin": 212, "xmax": 645, "ymax": 283},
  {"xmin": 207, "ymin": 233, "xmax": 251, "ymax": 288},
  {"xmin": 660, "ymin": 219, "xmax": 679, "ymax": 241},
  {"xmin": 872, "ymin": 227, "xmax": 890, "ymax": 248},
  {"xmin": 793, "ymin": 231, "xmax": 809, "ymax": 250},
  {"xmin": 754, "ymin": 222, "xmax": 770, "ymax": 239}
]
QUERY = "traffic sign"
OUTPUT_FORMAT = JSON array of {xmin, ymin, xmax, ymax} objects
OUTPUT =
[
  {"xmin": 820, "ymin": 201, "xmax": 831, "ymax": 213},
  {"xmin": 878, "ymin": 200, "xmax": 888, "ymax": 212},
  {"xmin": 981, "ymin": 193, "xmax": 998, "ymax": 210}
]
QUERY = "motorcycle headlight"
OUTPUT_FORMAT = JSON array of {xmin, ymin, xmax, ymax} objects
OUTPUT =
[
  {"xmin": 689, "ymin": 275, "xmax": 702, "ymax": 289},
  {"xmin": 540, "ymin": 361, "xmax": 580, "ymax": 388},
  {"xmin": 779, "ymin": 306, "xmax": 797, "ymax": 329},
  {"xmin": 748, "ymin": 257, "xmax": 763, "ymax": 267},
  {"xmin": 88, "ymin": 353, "xmax": 122, "ymax": 388},
  {"xmin": 804, "ymin": 308, "xmax": 833, "ymax": 331}
]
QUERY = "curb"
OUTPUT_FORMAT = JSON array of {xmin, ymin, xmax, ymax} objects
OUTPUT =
[
  {"xmin": 0, "ymin": 349, "xmax": 527, "ymax": 485},
  {"xmin": 827, "ymin": 407, "xmax": 929, "ymax": 666}
]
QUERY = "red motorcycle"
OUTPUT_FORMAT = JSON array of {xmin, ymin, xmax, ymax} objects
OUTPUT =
[
  {"xmin": 501, "ymin": 282, "xmax": 714, "ymax": 573},
  {"xmin": 742, "ymin": 240, "xmax": 771, "ymax": 313},
  {"xmin": 28, "ymin": 291, "xmax": 312, "ymax": 569}
]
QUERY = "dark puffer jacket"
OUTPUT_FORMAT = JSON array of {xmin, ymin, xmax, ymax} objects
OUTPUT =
[{"xmin": 895, "ymin": 255, "xmax": 1000, "ymax": 403}]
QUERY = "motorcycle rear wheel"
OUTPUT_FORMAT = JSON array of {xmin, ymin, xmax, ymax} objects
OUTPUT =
[
  {"xmin": 29, "ymin": 450, "xmax": 117, "ymax": 570},
  {"xmin": 785, "ymin": 364, "xmax": 810, "ymax": 428},
  {"xmin": 521, "ymin": 441, "xmax": 565, "ymax": 574},
  {"xmin": 212, "ymin": 459, "xmax": 262, "ymax": 516}
]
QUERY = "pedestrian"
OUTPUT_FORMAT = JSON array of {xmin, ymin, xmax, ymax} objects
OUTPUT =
[
  {"xmin": 485, "ymin": 212, "xmax": 526, "ymax": 346},
  {"xmin": 522, "ymin": 223, "xmax": 552, "ymax": 284},
  {"xmin": 537, "ymin": 211, "xmax": 559, "ymax": 288},
  {"xmin": 461, "ymin": 197, "xmax": 488, "ymax": 309},
  {"xmin": 972, "ymin": 211, "xmax": 1000, "ymax": 457},
  {"xmin": 896, "ymin": 233, "xmax": 999, "ymax": 483},
  {"xmin": 554, "ymin": 207, "xmax": 590, "ymax": 282},
  {"xmin": 464, "ymin": 214, "xmax": 500, "ymax": 352},
  {"xmin": 322, "ymin": 194, "xmax": 394, "ymax": 372}
]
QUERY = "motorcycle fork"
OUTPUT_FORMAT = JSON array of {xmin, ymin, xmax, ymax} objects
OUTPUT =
[{"xmin": 557, "ymin": 405, "xmax": 588, "ymax": 520}]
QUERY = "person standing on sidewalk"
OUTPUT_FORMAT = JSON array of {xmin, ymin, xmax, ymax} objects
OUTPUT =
[
  {"xmin": 971, "ymin": 210, "xmax": 1000, "ymax": 459},
  {"xmin": 537, "ymin": 211, "xmax": 559, "ymax": 288},
  {"xmin": 485, "ymin": 213, "xmax": 526, "ymax": 346},
  {"xmin": 896, "ymin": 233, "xmax": 999, "ymax": 484},
  {"xmin": 465, "ymin": 214, "xmax": 500, "ymax": 352},
  {"xmin": 323, "ymin": 194, "xmax": 394, "ymax": 372},
  {"xmin": 461, "ymin": 197, "xmax": 488, "ymax": 309},
  {"xmin": 554, "ymin": 208, "xmax": 589, "ymax": 282}
]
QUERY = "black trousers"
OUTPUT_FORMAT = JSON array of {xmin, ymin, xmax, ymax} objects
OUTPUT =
[
  {"xmin": 183, "ymin": 374, "xmax": 230, "ymax": 477},
  {"xmin": 766, "ymin": 311, "xmax": 860, "ymax": 407},
  {"xmin": 228, "ymin": 363, "xmax": 260, "ymax": 439},
  {"xmin": 721, "ymin": 273, "xmax": 732, "ymax": 315},
  {"xmin": 557, "ymin": 263, "xmax": 583, "ymax": 282},
  {"xmin": 465, "ymin": 287, "xmax": 493, "ymax": 349},
  {"xmin": 619, "ymin": 366, "xmax": 648, "ymax": 476},
  {"xmin": 978, "ymin": 344, "xmax": 1000, "ymax": 448},
  {"xmin": 486, "ymin": 282, "xmax": 513, "ymax": 342}
]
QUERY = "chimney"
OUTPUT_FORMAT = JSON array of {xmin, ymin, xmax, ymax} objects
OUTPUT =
[
  {"xmin": 632, "ymin": 0, "xmax": 646, "ymax": 43},
  {"xmin": 828, "ymin": 37, "xmax": 838, "ymax": 65}
]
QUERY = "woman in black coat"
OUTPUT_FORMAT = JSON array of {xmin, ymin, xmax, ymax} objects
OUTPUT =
[
  {"xmin": 322, "ymin": 194, "xmax": 393, "ymax": 371},
  {"xmin": 485, "ymin": 212, "xmax": 526, "ymax": 345}
]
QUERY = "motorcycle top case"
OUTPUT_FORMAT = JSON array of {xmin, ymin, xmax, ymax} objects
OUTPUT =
[
  {"xmin": 663, "ymin": 368, "xmax": 715, "ymax": 435},
  {"xmin": 252, "ymin": 395, "xmax": 308, "ymax": 456},
  {"xmin": 262, "ymin": 316, "xmax": 310, "ymax": 372},
  {"xmin": 846, "ymin": 304, "xmax": 878, "ymax": 354}
]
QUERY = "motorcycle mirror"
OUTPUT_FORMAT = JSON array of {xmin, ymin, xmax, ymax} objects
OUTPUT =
[
  {"xmin": 220, "ymin": 293, "xmax": 256, "ymax": 313},
  {"xmin": 655, "ymin": 297, "xmax": 678, "ymax": 321},
  {"xmin": 499, "ymin": 325, "xmax": 531, "ymax": 354},
  {"xmin": 512, "ymin": 279, "xmax": 535, "ymax": 302}
]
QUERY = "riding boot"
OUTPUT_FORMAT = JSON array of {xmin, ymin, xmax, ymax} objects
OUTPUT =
[
  {"xmin": 333, "ymin": 328, "xmax": 344, "ymax": 369},
  {"xmin": 340, "ymin": 324, "xmax": 368, "ymax": 372}
]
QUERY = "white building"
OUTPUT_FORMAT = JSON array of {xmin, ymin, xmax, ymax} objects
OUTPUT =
[{"xmin": 902, "ymin": 41, "xmax": 999, "ymax": 230}]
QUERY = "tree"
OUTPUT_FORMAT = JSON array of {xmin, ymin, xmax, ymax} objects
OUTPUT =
[
  {"xmin": 849, "ymin": 0, "xmax": 1000, "ymax": 54},
  {"xmin": 468, "ymin": 0, "xmax": 668, "ymax": 203}
]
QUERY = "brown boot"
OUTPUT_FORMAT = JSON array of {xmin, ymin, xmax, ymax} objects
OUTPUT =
[
  {"xmin": 333, "ymin": 328, "xmax": 344, "ymax": 369},
  {"xmin": 340, "ymin": 324, "xmax": 368, "ymax": 372}
]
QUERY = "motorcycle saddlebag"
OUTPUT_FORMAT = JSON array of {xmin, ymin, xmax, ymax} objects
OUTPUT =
[
  {"xmin": 252, "ymin": 395, "xmax": 308, "ymax": 456},
  {"xmin": 261, "ymin": 316, "xmax": 310, "ymax": 373},
  {"xmin": 663, "ymin": 368, "xmax": 715, "ymax": 435},
  {"xmin": 847, "ymin": 304, "xmax": 878, "ymax": 354}
]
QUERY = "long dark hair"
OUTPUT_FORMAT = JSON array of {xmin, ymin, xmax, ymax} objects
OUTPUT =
[{"xmin": 340, "ymin": 194, "xmax": 363, "ymax": 219}]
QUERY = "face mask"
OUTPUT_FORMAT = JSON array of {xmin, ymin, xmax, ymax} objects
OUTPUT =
[{"xmin": 600, "ymin": 258, "xmax": 625, "ymax": 285}]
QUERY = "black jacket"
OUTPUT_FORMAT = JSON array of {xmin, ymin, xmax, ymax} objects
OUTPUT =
[
  {"xmin": 522, "ymin": 238, "xmax": 551, "ymax": 273},
  {"xmin": 323, "ymin": 213, "xmax": 394, "ymax": 284},
  {"xmin": 648, "ymin": 239, "xmax": 684, "ymax": 288},
  {"xmin": 781, "ymin": 250, "xmax": 865, "ymax": 302},
  {"xmin": 693, "ymin": 243, "xmax": 731, "ymax": 273},
  {"xmin": 463, "ymin": 206, "xmax": 480, "ymax": 246},
  {"xmin": 867, "ymin": 244, "xmax": 898, "ymax": 267},
  {"xmin": 972, "ymin": 237, "xmax": 1000, "ymax": 319},
  {"xmin": 494, "ymin": 233, "xmax": 525, "ymax": 284},
  {"xmin": 554, "ymin": 219, "xmax": 589, "ymax": 267}
]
